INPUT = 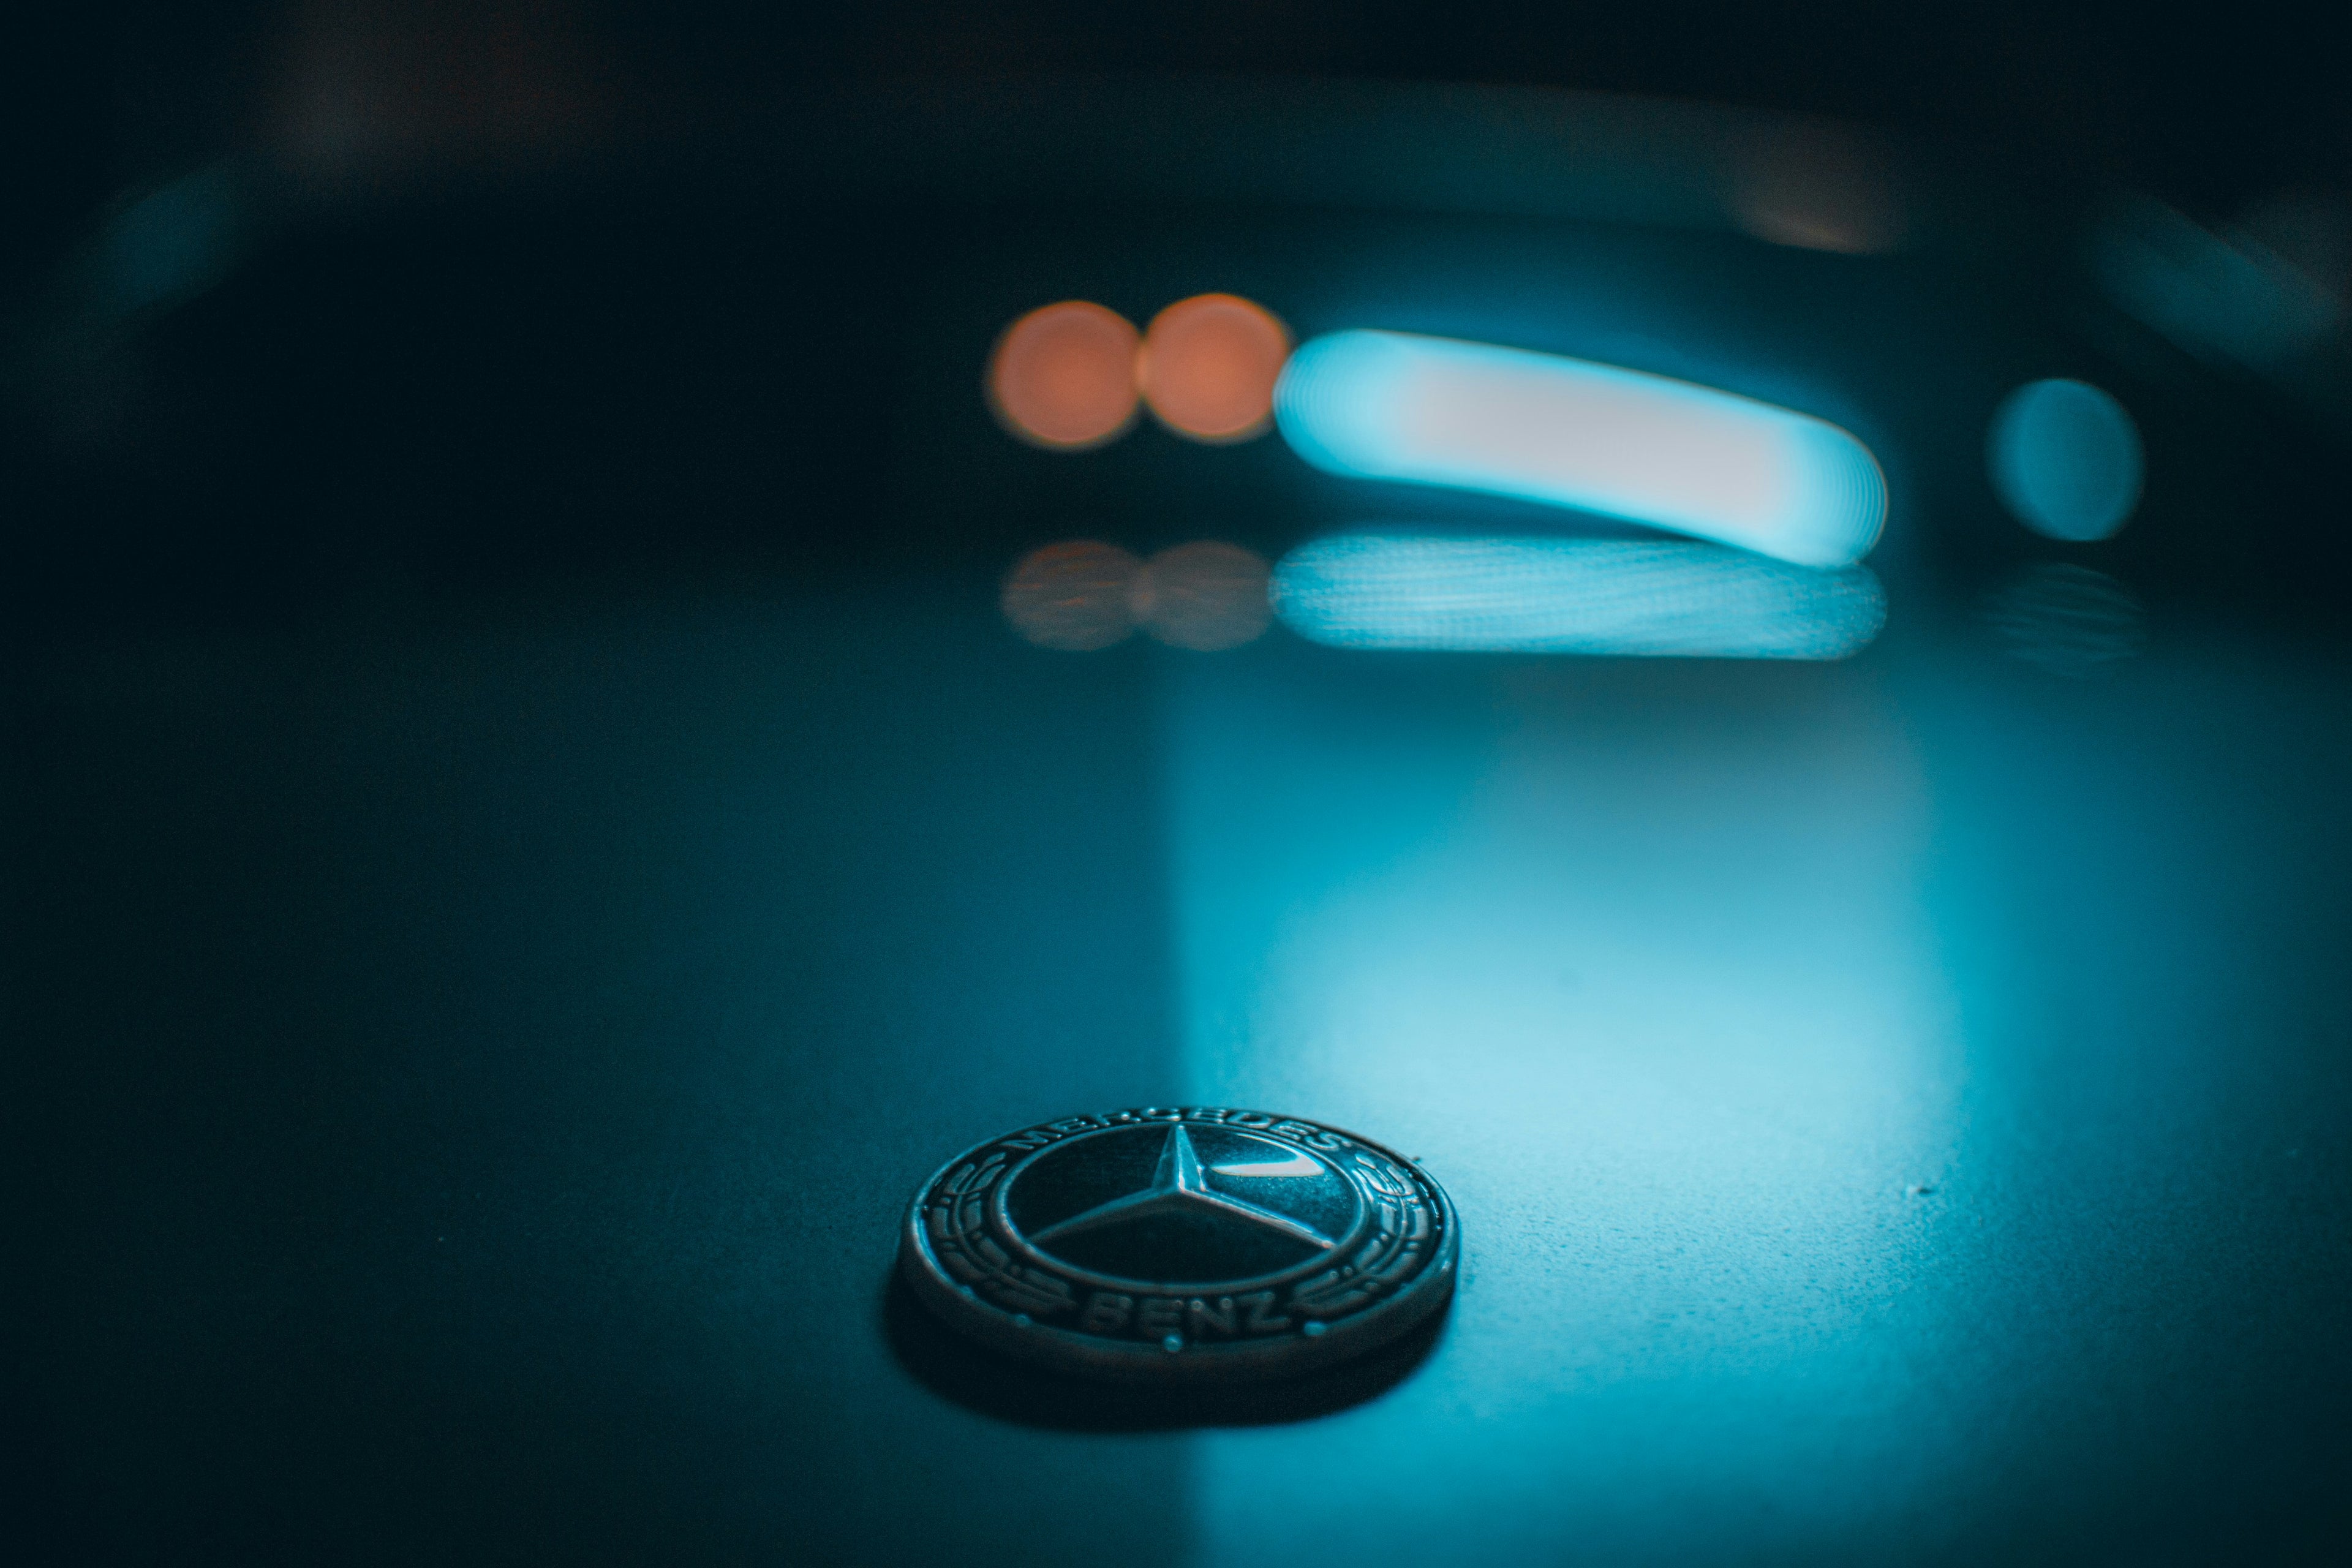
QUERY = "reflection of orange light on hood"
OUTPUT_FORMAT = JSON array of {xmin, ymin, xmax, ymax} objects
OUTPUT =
[
  {"xmin": 1002, "ymin": 541, "xmax": 1144, "ymax": 650},
  {"xmin": 988, "ymin": 302, "xmax": 1141, "ymax": 449},
  {"xmin": 1133, "ymin": 541, "xmax": 1272, "ymax": 650},
  {"xmin": 1138, "ymin": 294, "xmax": 1291, "ymax": 443}
]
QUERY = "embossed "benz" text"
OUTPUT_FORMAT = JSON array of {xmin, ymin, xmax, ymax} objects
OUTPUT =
[{"xmin": 1079, "ymin": 1289, "xmax": 1290, "ymax": 1338}]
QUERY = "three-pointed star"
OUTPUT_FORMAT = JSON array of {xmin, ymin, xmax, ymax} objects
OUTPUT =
[{"xmin": 1027, "ymin": 1125, "xmax": 1339, "ymax": 1251}]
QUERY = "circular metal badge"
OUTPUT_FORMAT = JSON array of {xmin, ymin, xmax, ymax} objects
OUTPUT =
[{"xmin": 899, "ymin": 1107, "xmax": 1457, "ymax": 1382}]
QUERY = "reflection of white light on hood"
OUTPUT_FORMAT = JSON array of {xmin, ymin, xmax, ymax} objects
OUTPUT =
[
  {"xmin": 1272, "ymin": 535, "xmax": 1885, "ymax": 659},
  {"xmin": 1275, "ymin": 331, "xmax": 1887, "ymax": 568}
]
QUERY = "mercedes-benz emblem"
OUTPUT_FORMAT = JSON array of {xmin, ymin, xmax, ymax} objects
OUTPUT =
[{"xmin": 899, "ymin": 1108, "xmax": 1457, "ymax": 1381}]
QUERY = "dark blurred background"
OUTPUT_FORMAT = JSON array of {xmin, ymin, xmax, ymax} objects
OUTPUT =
[
  {"xmin": 6, "ymin": 2, "xmax": 2350, "ymax": 633},
  {"xmin": 8, "ymin": 2, "xmax": 2348, "ymax": 292}
]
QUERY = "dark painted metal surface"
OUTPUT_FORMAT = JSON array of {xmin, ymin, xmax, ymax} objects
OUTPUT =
[
  {"xmin": 7, "ymin": 598, "xmax": 1194, "ymax": 1562},
  {"xmin": 10, "ymin": 598, "xmax": 2348, "ymax": 1563}
]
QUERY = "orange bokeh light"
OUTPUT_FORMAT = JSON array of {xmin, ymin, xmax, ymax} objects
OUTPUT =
[
  {"xmin": 1137, "ymin": 294, "xmax": 1292, "ymax": 443},
  {"xmin": 987, "ymin": 302, "xmax": 1142, "ymax": 450}
]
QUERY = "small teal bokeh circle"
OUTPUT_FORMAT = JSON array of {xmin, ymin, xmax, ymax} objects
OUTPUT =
[{"xmin": 1988, "ymin": 379, "xmax": 2144, "ymax": 541}]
